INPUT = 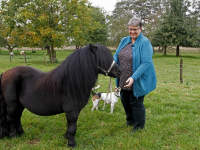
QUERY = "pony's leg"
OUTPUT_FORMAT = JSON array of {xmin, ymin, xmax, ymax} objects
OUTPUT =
[
  {"xmin": 65, "ymin": 110, "xmax": 80, "ymax": 147},
  {"xmin": 15, "ymin": 104, "xmax": 25, "ymax": 136},
  {"xmin": 2, "ymin": 75, "xmax": 24, "ymax": 138},
  {"xmin": 6, "ymin": 102, "xmax": 24, "ymax": 138},
  {"xmin": 6, "ymin": 106, "xmax": 18, "ymax": 138}
]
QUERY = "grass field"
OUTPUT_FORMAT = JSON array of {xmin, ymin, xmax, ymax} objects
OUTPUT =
[{"xmin": 0, "ymin": 49, "xmax": 200, "ymax": 150}]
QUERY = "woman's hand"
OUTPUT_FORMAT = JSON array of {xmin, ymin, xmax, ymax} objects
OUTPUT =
[{"xmin": 124, "ymin": 77, "xmax": 134, "ymax": 88}]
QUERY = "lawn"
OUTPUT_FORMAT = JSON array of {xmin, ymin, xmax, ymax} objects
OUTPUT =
[{"xmin": 0, "ymin": 49, "xmax": 200, "ymax": 150}]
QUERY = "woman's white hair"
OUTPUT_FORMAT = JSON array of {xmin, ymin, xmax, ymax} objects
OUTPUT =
[{"xmin": 128, "ymin": 17, "xmax": 142, "ymax": 27}]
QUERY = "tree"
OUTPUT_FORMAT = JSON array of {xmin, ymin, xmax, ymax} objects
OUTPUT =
[
  {"xmin": 168, "ymin": 0, "xmax": 190, "ymax": 56},
  {"xmin": 185, "ymin": 0, "xmax": 200, "ymax": 47},
  {"xmin": 0, "ymin": 0, "xmax": 21, "ymax": 52},
  {"xmin": 109, "ymin": 0, "xmax": 164, "ymax": 47},
  {"xmin": 142, "ymin": 0, "xmax": 165, "ymax": 39},
  {"xmin": 0, "ymin": 0, "xmax": 96, "ymax": 62},
  {"xmin": 63, "ymin": 0, "xmax": 97, "ymax": 49},
  {"xmin": 109, "ymin": 0, "xmax": 133, "ymax": 47},
  {"xmin": 110, "ymin": 0, "xmax": 200, "ymax": 54},
  {"xmin": 17, "ymin": 0, "xmax": 68, "ymax": 62},
  {"xmin": 86, "ymin": 6, "xmax": 108, "ymax": 45},
  {"xmin": 151, "ymin": 0, "xmax": 195, "ymax": 56}
]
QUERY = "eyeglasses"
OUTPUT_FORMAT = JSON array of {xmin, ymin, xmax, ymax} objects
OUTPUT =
[{"xmin": 129, "ymin": 28, "xmax": 140, "ymax": 32}]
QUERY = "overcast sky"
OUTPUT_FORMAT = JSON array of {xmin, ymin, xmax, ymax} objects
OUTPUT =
[{"xmin": 88, "ymin": 0, "xmax": 118, "ymax": 14}]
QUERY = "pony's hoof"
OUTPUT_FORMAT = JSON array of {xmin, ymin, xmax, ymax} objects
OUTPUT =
[
  {"xmin": 67, "ymin": 138, "xmax": 76, "ymax": 148},
  {"xmin": 0, "ymin": 134, "xmax": 7, "ymax": 139},
  {"xmin": 67, "ymin": 137, "xmax": 76, "ymax": 148},
  {"xmin": 8, "ymin": 132, "xmax": 18, "ymax": 139},
  {"xmin": 68, "ymin": 144, "xmax": 76, "ymax": 149},
  {"xmin": 17, "ymin": 130, "xmax": 24, "ymax": 136}
]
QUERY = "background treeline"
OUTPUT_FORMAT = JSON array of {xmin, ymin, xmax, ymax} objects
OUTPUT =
[{"xmin": 0, "ymin": 0, "xmax": 200, "ymax": 60}]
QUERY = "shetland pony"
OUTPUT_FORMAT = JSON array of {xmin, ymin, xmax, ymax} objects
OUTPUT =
[{"xmin": 0, "ymin": 43, "xmax": 121, "ymax": 147}]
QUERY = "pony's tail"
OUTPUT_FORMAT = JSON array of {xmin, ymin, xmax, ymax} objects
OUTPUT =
[{"xmin": 0, "ymin": 74, "xmax": 8, "ymax": 139}]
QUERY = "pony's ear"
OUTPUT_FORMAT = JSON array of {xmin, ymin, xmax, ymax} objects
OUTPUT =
[{"xmin": 89, "ymin": 43, "xmax": 97, "ymax": 53}]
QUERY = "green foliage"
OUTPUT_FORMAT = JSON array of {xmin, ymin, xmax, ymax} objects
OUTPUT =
[
  {"xmin": 109, "ymin": 0, "xmax": 200, "ymax": 53},
  {"xmin": 1, "ymin": 0, "xmax": 200, "ymax": 54},
  {"xmin": 0, "ymin": 0, "xmax": 20, "ymax": 51},
  {"xmin": 86, "ymin": 6, "xmax": 108, "ymax": 45},
  {"xmin": 0, "ymin": 36, "xmax": 7, "ymax": 47},
  {"xmin": 184, "ymin": 0, "xmax": 200, "ymax": 47},
  {"xmin": 108, "ymin": 0, "xmax": 133, "ymax": 46},
  {"xmin": 15, "ymin": 0, "xmax": 70, "ymax": 48},
  {"xmin": 150, "ymin": 0, "xmax": 200, "ymax": 56},
  {"xmin": 109, "ymin": 0, "xmax": 166, "ymax": 47},
  {"xmin": 64, "ymin": 0, "xmax": 95, "ymax": 48},
  {"xmin": 0, "ymin": 0, "xmax": 111, "ymax": 61},
  {"xmin": 0, "ymin": 49, "xmax": 200, "ymax": 149},
  {"xmin": 0, "ymin": 0, "xmax": 109, "ymax": 50}
]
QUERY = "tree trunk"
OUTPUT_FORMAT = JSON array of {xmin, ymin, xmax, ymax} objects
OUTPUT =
[
  {"xmin": 50, "ymin": 44, "xmax": 56, "ymax": 63},
  {"xmin": 46, "ymin": 46, "xmax": 50, "ymax": 55},
  {"xmin": 9, "ymin": 47, "xmax": 12, "ymax": 52},
  {"xmin": 76, "ymin": 45, "xmax": 82, "ymax": 50},
  {"xmin": 176, "ymin": 45, "xmax": 180, "ymax": 56},
  {"xmin": 46, "ymin": 46, "xmax": 51, "ymax": 62},
  {"xmin": 164, "ymin": 46, "xmax": 167, "ymax": 55},
  {"xmin": 160, "ymin": 47, "xmax": 164, "ymax": 53},
  {"xmin": 158, "ymin": 46, "xmax": 161, "ymax": 52}
]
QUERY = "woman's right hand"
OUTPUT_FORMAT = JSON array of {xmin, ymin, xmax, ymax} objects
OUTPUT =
[{"xmin": 124, "ymin": 77, "xmax": 134, "ymax": 88}]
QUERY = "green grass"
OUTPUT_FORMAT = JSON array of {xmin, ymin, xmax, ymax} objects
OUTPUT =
[{"xmin": 0, "ymin": 49, "xmax": 200, "ymax": 149}]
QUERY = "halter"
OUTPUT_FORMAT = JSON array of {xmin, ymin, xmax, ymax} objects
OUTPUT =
[
  {"xmin": 98, "ymin": 61, "xmax": 115, "ymax": 76},
  {"xmin": 98, "ymin": 61, "xmax": 115, "ymax": 105}
]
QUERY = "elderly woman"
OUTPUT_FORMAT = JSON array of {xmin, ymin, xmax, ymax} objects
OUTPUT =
[{"xmin": 113, "ymin": 17, "xmax": 157, "ymax": 132}]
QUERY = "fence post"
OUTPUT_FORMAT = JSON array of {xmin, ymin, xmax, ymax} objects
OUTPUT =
[
  {"xmin": 44, "ymin": 54, "xmax": 47, "ymax": 67},
  {"xmin": 180, "ymin": 58, "xmax": 183, "ymax": 84},
  {"xmin": 24, "ymin": 52, "xmax": 27, "ymax": 63}
]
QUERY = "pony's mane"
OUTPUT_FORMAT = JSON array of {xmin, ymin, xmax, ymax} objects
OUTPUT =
[{"xmin": 43, "ymin": 44, "xmax": 113, "ymax": 107}]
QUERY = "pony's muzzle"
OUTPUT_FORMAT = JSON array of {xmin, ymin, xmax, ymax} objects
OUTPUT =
[{"xmin": 117, "ymin": 67, "xmax": 122, "ymax": 76}]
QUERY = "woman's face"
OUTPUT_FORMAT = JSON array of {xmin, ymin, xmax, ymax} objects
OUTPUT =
[{"xmin": 129, "ymin": 26, "xmax": 142, "ymax": 40}]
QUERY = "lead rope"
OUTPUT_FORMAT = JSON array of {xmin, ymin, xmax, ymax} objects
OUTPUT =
[
  {"xmin": 105, "ymin": 77, "xmax": 112, "ymax": 103},
  {"xmin": 102, "ymin": 77, "xmax": 113, "ymax": 111}
]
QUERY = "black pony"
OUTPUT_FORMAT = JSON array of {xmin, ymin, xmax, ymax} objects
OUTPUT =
[{"xmin": 0, "ymin": 43, "xmax": 121, "ymax": 147}]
